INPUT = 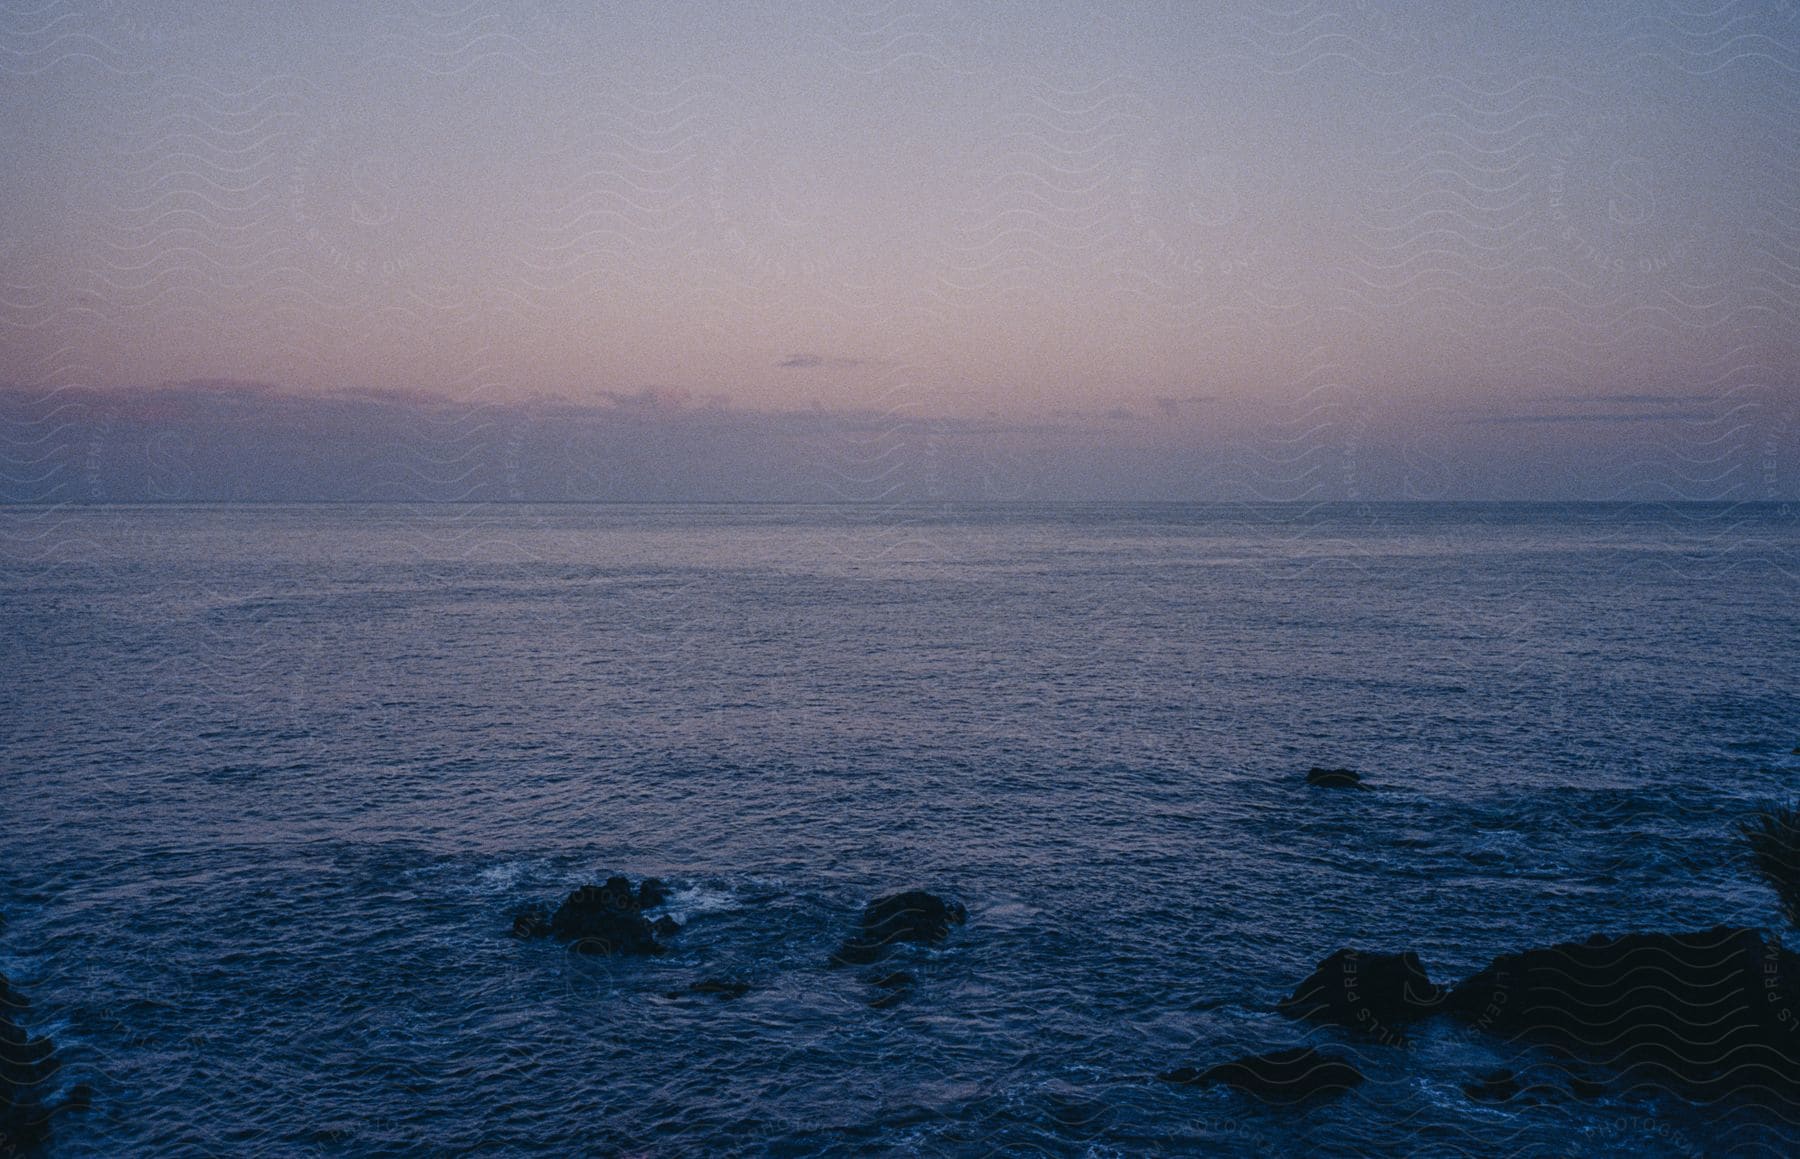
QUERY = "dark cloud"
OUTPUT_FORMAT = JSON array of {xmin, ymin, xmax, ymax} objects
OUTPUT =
[
  {"xmin": 1531, "ymin": 392, "xmax": 1719, "ymax": 406},
  {"xmin": 1152, "ymin": 395, "xmax": 1213, "ymax": 418},
  {"xmin": 1468, "ymin": 411, "xmax": 1717, "ymax": 425},
  {"xmin": 777, "ymin": 353, "xmax": 866, "ymax": 369}
]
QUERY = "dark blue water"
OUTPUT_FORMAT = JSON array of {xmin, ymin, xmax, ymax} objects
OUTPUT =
[{"xmin": 2, "ymin": 502, "xmax": 1797, "ymax": 1156}]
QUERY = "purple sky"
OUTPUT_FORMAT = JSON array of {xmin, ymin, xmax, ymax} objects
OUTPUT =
[{"xmin": 1, "ymin": 2, "xmax": 1796, "ymax": 500}]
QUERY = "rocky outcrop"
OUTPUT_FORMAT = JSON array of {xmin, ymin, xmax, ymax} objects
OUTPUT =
[
  {"xmin": 1160, "ymin": 1047, "xmax": 1364, "ymax": 1103},
  {"xmin": 512, "ymin": 875, "xmax": 680, "ymax": 955},
  {"xmin": 1446, "ymin": 926, "xmax": 1800, "ymax": 1091},
  {"xmin": 1305, "ymin": 767, "xmax": 1362, "ymax": 788},
  {"xmin": 830, "ymin": 891, "xmax": 966, "ymax": 966},
  {"xmin": 1277, "ymin": 948, "xmax": 1445, "ymax": 1037},
  {"xmin": 665, "ymin": 979, "xmax": 749, "ymax": 1000},
  {"xmin": 1, "ymin": 969, "xmax": 85, "ymax": 1148}
]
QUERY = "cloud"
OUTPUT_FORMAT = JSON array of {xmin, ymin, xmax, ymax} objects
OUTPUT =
[
  {"xmin": 777, "ymin": 353, "xmax": 866, "ymax": 369},
  {"xmin": 1152, "ymin": 394, "xmax": 1214, "ymax": 418},
  {"xmin": 1530, "ymin": 392, "xmax": 1718, "ymax": 406},
  {"xmin": 1467, "ymin": 411, "xmax": 1716, "ymax": 425}
]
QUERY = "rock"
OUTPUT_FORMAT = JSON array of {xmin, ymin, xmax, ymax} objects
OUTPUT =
[
  {"xmin": 668, "ymin": 979, "xmax": 749, "ymax": 1000},
  {"xmin": 1568, "ymin": 1075, "xmax": 1608, "ymax": 1100},
  {"xmin": 1306, "ymin": 767, "xmax": 1362, "ymax": 788},
  {"xmin": 1277, "ymin": 948, "xmax": 1445, "ymax": 1037},
  {"xmin": 1459, "ymin": 1066, "xmax": 1573, "ymax": 1105},
  {"xmin": 509, "ymin": 904, "xmax": 551, "ymax": 940},
  {"xmin": 1160, "ymin": 1047, "xmax": 1364, "ymax": 1103},
  {"xmin": 0, "ymin": 971, "xmax": 65, "ymax": 1147},
  {"xmin": 508, "ymin": 877, "xmax": 679, "ymax": 955},
  {"xmin": 598, "ymin": 876, "xmax": 636, "ymax": 910},
  {"xmin": 1461, "ymin": 1068, "xmax": 1521, "ymax": 1103},
  {"xmin": 1447, "ymin": 926, "xmax": 1800, "ymax": 1091},
  {"xmin": 831, "ymin": 890, "xmax": 966, "ymax": 966},
  {"xmin": 550, "ymin": 883, "xmax": 663, "ymax": 955},
  {"xmin": 1741, "ymin": 803, "xmax": 1800, "ymax": 928},
  {"xmin": 637, "ymin": 878, "xmax": 670, "ymax": 911}
]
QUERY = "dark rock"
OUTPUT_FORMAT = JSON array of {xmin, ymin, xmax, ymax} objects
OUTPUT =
[
  {"xmin": 509, "ymin": 877, "xmax": 683, "ymax": 953},
  {"xmin": 669, "ymin": 979, "xmax": 749, "ymax": 1000},
  {"xmin": 1277, "ymin": 948, "xmax": 1445, "ymax": 1037},
  {"xmin": 0, "ymin": 972, "xmax": 28, "ymax": 1014},
  {"xmin": 1741, "ymin": 803, "xmax": 1800, "ymax": 929},
  {"xmin": 0, "ymin": 971, "xmax": 63, "ymax": 1147},
  {"xmin": 509, "ymin": 904, "xmax": 551, "ymax": 940},
  {"xmin": 637, "ymin": 878, "xmax": 670, "ymax": 911},
  {"xmin": 1568, "ymin": 1075, "xmax": 1609, "ymax": 1100},
  {"xmin": 599, "ymin": 876, "xmax": 636, "ymax": 910},
  {"xmin": 1160, "ymin": 1047, "xmax": 1364, "ymax": 1103},
  {"xmin": 545, "ymin": 881, "xmax": 664, "ymax": 955},
  {"xmin": 1447, "ymin": 926, "xmax": 1800, "ymax": 1091},
  {"xmin": 1306, "ymin": 767, "xmax": 1362, "ymax": 788},
  {"xmin": 1461, "ymin": 1068, "xmax": 1521, "ymax": 1103},
  {"xmin": 1460, "ymin": 1066, "xmax": 1572, "ymax": 1105},
  {"xmin": 831, "ymin": 890, "xmax": 966, "ymax": 966}
]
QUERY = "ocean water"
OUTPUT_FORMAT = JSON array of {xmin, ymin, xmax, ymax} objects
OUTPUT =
[{"xmin": 2, "ymin": 501, "xmax": 1797, "ymax": 1156}]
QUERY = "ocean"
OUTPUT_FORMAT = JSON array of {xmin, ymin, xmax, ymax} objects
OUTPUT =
[{"xmin": 2, "ymin": 501, "xmax": 1797, "ymax": 1155}]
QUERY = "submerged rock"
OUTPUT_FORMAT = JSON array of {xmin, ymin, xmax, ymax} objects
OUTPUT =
[
  {"xmin": 864, "ymin": 970, "xmax": 917, "ymax": 1008},
  {"xmin": 830, "ymin": 890, "xmax": 966, "ymax": 966},
  {"xmin": 1461, "ymin": 1068, "xmax": 1522, "ymax": 1103},
  {"xmin": 1305, "ymin": 767, "xmax": 1363, "ymax": 788},
  {"xmin": 512, "ymin": 875, "xmax": 678, "ymax": 955},
  {"xmin": 1447, "ymin": 926, "xmax": 1800, "ymax": 1091},
  {"xmin": 1277, "ymin": 948, "xmax": 1445, "ymax": 1037},
  {"xmin": 1160, "ymin": 1047, "xmax": 1364, "ymax": 1103},
  {"xmin": 1, "ymin": 969, "xmax": 83, "ymax": 1147},
  {"xmin": 666, "ymin": 979, "xmax": 749, "ymax": 1000}
]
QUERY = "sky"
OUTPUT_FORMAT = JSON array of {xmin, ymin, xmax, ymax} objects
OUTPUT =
[{"xmin": 1, "ymin": 0, "xmax": 1797, "ymax": 501}]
